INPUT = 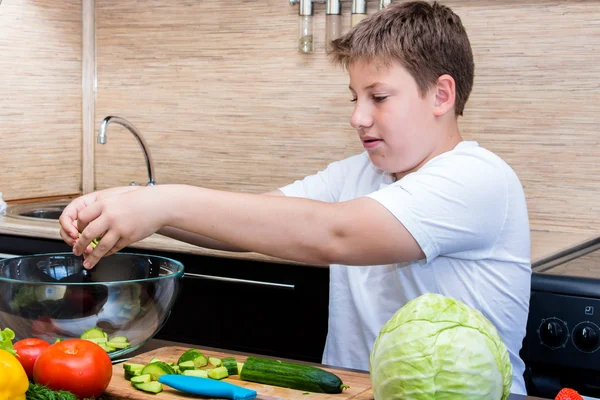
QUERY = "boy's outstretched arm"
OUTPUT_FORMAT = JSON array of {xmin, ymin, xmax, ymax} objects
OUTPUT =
[
  {"xmin": 69, "ymin": 184, "xmax": 424, "ymax": 269},
  {"xmin": 156, "ymin": 189, "xmax": 285, "ymax": 252}
]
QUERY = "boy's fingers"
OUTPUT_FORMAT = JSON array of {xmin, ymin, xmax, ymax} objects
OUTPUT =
[
  {"xmin": 59, "ymin": 228, "xmax": 75, "ymax": 247},
  {"xmin": 82, "ymin": 231, "xmax": 120, "ymax": 269}
]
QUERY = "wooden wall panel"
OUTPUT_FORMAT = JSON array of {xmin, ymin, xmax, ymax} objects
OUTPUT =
[
  {"xmin": 95, "ymin": 0, "xmax": 599, "ymax": 235},
  {"xmin": 0, "ymin": 0, "xmax": 82, "ymax": 201}
]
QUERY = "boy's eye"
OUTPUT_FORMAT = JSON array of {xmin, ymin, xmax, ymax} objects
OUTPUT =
[
  {"xmin": 373, "ymin": 96, "xmax": 388, "ymax": 102},
  {"xmin": 350, "ymin": 98, "xmax": 357, "ymax": 103}
]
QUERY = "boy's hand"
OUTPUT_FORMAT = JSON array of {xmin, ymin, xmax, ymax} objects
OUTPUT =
[
  {"xmin": 71, "ymin": 186, "xmax": 168, "ymax": 269},
  {"xmin": 59, "ymin": 186, "xmax": 140, "ymax": 251}
]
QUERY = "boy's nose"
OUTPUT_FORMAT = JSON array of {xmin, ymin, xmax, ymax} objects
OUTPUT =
[{"xmin": 350, "ymin": 103, "xmax": 373, "ymax": 129}]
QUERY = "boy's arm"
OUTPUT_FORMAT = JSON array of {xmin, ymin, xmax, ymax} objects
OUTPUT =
[
  {"xmin": 72, "ymin": 184, "xmax": 424, "ymax": 268},
  {"xmin": 156, "ymin": 190, "xmax": 285, "ymax": 252}
]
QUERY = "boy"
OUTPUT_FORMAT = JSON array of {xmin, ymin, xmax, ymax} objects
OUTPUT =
[{"xmin": 60, "ymin": 1, "xmax": 531, "ymax": 394}]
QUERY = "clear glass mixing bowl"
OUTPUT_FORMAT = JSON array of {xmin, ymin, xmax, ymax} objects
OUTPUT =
[{"xmin": 0, "ymin": 252, "xmax": 184, "ymax": 360}]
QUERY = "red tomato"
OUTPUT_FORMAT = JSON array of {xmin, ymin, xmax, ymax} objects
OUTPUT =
[
  {"xmin": 13, "ymin": 338, "xmax": 51, "ymax": 379},
  {"xmin": 33, "ymin": 339, "xmax": 112, "ymax": 398}
]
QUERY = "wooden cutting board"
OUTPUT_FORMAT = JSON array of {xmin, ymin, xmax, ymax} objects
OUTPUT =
[{"xmin": 104, "ymin": 346, "xmax": 374, "ymax": 400}]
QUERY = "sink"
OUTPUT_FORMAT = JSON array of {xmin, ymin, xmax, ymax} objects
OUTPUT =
[{"xmin": 4, "ymin": 200, "xmax": 70, "ymax": 221}]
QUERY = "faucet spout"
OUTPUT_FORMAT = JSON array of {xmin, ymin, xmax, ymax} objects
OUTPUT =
[{"xmin": 97, "ymin": 116, "xmax": 157, "ymax": 186}]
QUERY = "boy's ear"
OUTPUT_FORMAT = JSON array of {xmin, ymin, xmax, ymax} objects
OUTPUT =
[{"xmin": 432, "ymin": 74, "xmax": 456, "ymax": 117}]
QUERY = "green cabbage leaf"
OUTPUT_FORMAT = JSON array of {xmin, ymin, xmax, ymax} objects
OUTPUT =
[{"xmin": 370, "ymin": 293, "xmax": 512, "ymax": 399}]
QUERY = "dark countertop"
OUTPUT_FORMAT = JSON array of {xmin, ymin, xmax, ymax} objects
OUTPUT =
[{"xmin": 128, "ymin": 338, "xmax": 547, "ymax": 400}]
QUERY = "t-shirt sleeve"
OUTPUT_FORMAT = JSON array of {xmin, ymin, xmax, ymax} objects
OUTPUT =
[
  {"xmin": 278, "ymin": 158, "xmax": 351, "ymax": 202},
  {"xmin": 366, "ymin": 154, "xmax": 509, "ymax": 263}
]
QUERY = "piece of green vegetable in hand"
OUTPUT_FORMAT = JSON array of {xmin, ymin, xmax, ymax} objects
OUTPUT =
[
  {"xmin": 369, "ymin": 293, "xmax": 513, "ymax": 400},
  {"xmin": 77, "ymin": 231, "xmax": 100, "ymax": 249},
  {"xmin": 240, "ymin": 357, "xmax": 347, "ymax": 394}
]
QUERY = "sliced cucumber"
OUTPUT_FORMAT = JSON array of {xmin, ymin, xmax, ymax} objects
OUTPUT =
[
  {"xmin": 106, "ymin": 340, "xmax": 131, "ymax": 349},
  {"xmin": 123, "ymin": 363, "xmax": 145, "ymax": 380},
  {"xmin": 85, "ymin": 337, "xmax": 108, "ymax": 344},
  {"xmin": 80, "ymin": 327, "xmax": 107, "ymax": 340},
  {"xmin": 132, "ymin": 381, "xmax": 163, "ymax": 394},
  {"xmin": 208, "ymin": 357, "xmax": 222, "ymax": 368},
  {"xmin": 109, "ymin": 335, "xmax": 129, "ymax": 343},
  {"xmin": 125, "ymin": 369, "xmax": 141, "ymax": 380},
  {"xmin": 149, "ymin": 357, "xmax": 162, "ymax": 364},
  {"xmin": 177, "ymin": 349, "xmax": 208, "ymax": 368},
  {"xmin": 98, "ymin": 342, "xmax": 117, "ymax": 352},
  {"xmin": 222, "ymin": 357, "xmax": 238, "ymax": 375},
  {"xmin": 183, "ymin": 369, "xmax": 209, "ymax": 378},
  {"xmin": 141, "ymin": 361, "xmax": 176, "ymax": 381},
  {"xmin": 177, "ymin": 360, "xmax": 196, "ymax": 372},
  {"xmin": 130, "ymin": 374, "xmax": 152, "ymax": 384},
  {"xmin": 124, "ymin": 363, "xmax": 145, "ymax": 371},
  {"xmin": 237, "ymin": 362, "xmax": 244, "ymax": 375},
  {"xmin": 208, "ymin": 366, "xmax": 228, "ymax": 380}
]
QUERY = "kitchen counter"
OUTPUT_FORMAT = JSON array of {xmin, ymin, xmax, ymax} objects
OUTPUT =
[
  {"xmin": 0, "ymin": 213, "xmax": 596, "ymax": 267},
  {"xmin": 124, "ymin": 338, "xmax": 548, "ymax": 400}
]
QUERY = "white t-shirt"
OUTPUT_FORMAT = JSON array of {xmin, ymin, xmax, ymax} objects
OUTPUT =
[{"xmin": 279, "ymin": 141, "xmax": 531, "ymax": 395}]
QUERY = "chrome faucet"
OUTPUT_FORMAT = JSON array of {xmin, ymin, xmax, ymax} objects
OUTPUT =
[{"xmin": 97, "ymin": 116, "xmax": 156, "ymax": 186}]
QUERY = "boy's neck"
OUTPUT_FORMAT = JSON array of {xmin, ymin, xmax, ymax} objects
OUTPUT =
[{"xmin": 394, "ymin": 121, "xmax": 463, "ymax": 181}]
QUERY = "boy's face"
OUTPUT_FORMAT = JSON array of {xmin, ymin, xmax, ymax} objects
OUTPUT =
[{"xmin": 348, "ymin": 60, "xmax": 440, "ymax": 178}]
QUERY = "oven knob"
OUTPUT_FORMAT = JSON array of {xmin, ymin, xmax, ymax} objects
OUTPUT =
[
  {"xmin": 538, "ymin": 318, "xmax": 569, "ymax": 349},
  {"xmin": 572, "ymin": 322, "xmax": 600, "ymax": 353}
]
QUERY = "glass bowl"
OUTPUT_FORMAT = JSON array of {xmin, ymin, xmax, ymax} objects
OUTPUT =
[{"xmin": 0, "ymin": 252, "xmax": 184, "ymax": 360}]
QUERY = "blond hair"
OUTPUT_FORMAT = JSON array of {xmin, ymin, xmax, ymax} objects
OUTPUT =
[{"xmin": 328, "ymin": 1, "xmax": 474, "ymax": 116}]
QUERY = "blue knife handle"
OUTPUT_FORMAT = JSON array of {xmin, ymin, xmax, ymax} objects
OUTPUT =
[{"xmin": 158, "ymin": 374, "xmax": 257, "ymax": 400}]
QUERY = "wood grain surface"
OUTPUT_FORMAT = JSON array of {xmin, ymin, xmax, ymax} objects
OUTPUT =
[
  {"xmin": 94, "ymin": 0, "xmax": 600, "ymax": 236},
  {"xmin": 1, "ymin": 1, "xmax": 598, "ymax": 237},
  {"xmin": 0, "ymin": 0, "xmax": 82, "ymax": 200},
  {"xmin": 104, "ymin": 345, "xmax": 373, "ymax": 400}
]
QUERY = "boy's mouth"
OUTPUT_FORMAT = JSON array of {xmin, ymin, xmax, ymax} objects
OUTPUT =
[{"xmin": 362, "ymin": 137, "xmax": 383, "ymax": 149}]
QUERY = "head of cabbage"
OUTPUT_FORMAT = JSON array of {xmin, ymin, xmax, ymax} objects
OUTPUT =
[{"xmin": 369, "ymin": 293, "xmax": 512, "ymax": 399}]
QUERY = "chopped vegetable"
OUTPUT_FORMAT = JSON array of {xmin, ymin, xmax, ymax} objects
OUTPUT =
[
  {"xmin": 77, "ymin": 231, "xmax": 100, "ymax": 249},
  {"xmin": 80, "ymin": 327, "xmax": 130, "ymax": 353},
  {"xmin": 208, "ymin": 366, "xmax": 229, "ymax": 380},
  {"xmin": 132, "ymin": 381, "xmax": 163, "ymax": 394},
  {"xmin": 140, "ymin": 361, "xmax": 176, "ymax": 381},
  {"xmin": 182, "ymin": 369, "xmax": 208, "ymax": 378},
  {"xmin": 176, "ymin": 349, "xmax": 207, "ymax": 368},
  {"xmin": 221, "ymin": 357, "xmax": 238, "ymax": 375},
  {"xmin": 208, "ymin": 356, "xmax": 222, "ymax": 368}
]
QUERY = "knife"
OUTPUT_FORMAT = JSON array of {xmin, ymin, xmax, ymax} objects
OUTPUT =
[{"xmin": 158, "ymin": 374, "xmax": 257, "ymax": 400}]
